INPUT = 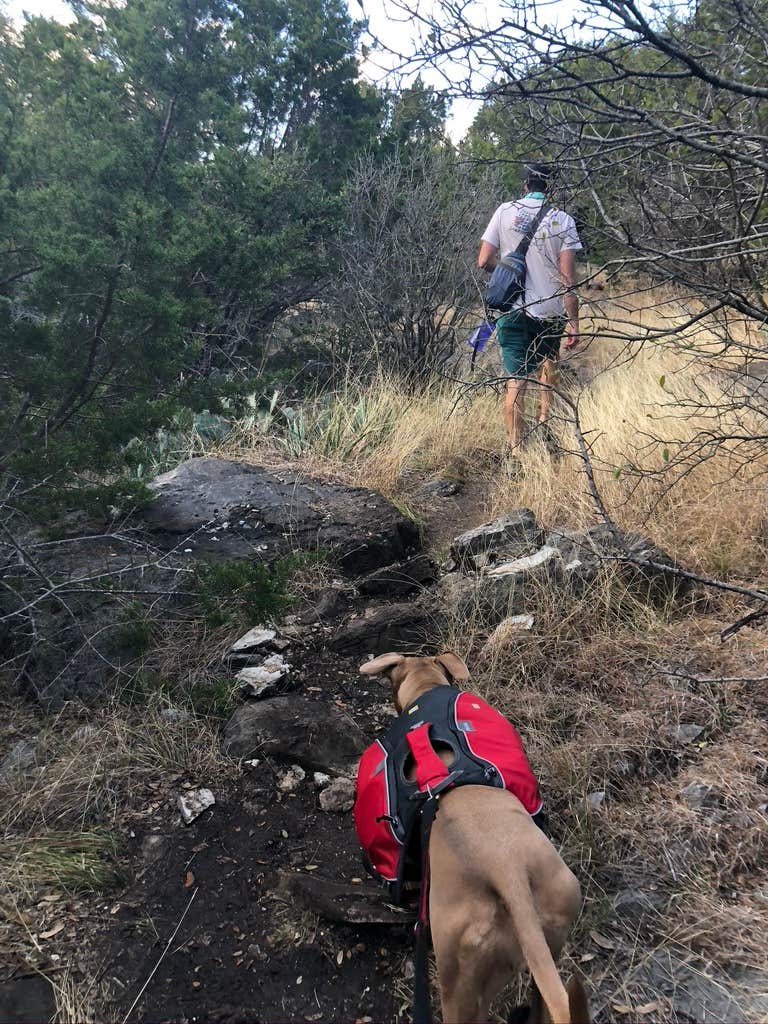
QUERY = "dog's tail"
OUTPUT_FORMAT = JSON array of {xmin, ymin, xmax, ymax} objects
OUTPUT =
[{"xmin": 494, "ymin": 872, "xmax": 572, "ymax": 1024}]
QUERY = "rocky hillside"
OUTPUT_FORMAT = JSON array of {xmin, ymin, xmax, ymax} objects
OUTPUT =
[{"xmin": 2, "ymin": 456, "xmax": 767, "ymax": 1024}]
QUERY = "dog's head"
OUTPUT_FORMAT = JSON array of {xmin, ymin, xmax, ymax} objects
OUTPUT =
[{"xmin": 359, "ymin": 651, "xmax": 469, "ymax": 712}]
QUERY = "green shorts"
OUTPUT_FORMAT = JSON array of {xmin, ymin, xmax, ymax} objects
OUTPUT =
[{"xmin": 496, "ymin": 310, "xmax": 566, "ymax": 379}]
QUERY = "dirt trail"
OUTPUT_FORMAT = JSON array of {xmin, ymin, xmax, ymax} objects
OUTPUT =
[
  {"xmin": 81, "ymin": 650, "xmax": 405, "ymax": 1024},
  {"xmin": 85, "ymin": 483, "xmax": 494, "ymax": 1024}
]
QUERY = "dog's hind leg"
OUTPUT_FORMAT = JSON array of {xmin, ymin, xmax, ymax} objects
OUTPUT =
[{"xmin": 432, "ymin": 911, "xmax": 506, "ymax": 1024}]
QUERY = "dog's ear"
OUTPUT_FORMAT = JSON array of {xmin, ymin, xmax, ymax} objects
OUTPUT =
[
  {"xmin": 435, "ymin": 652, "xmax": 470, "ymax": 682},
  {"xmin": 566, "ymin": 974, "xmax": 590, "ymax": 1024},
  {"xmin": 359, "ymin": 653, "xmax": 405, "ymax": 676}
]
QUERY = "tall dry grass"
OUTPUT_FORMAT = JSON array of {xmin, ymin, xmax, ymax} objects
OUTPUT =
[
  {"xmin": 219, "ymin": 318, "xmax": 767, "ymax": 580},
  {"xmin": 490, "ymin": 337, "xmax": 768, "ymax": 579}
]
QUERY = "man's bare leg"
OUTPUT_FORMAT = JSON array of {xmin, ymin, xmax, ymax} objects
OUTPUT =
[
  {"xmin": 538, "ymin": 358, "xmax": 558, "ymax": 424},
  {"xmin": 504, "ymin": 379, "xmax": 527, "ymax": 449}
]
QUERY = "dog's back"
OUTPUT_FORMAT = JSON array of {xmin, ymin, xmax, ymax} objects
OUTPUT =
[{"xmin": 429, "ymin": 785, "xmax": 581, "ymax": 1023}]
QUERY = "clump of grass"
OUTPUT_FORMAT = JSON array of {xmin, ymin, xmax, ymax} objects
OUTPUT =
[
  {"xmin": 50, "ymin": 969, "xmax": 110, "ymax": 1024},
  {"xmin": 0, "ymin": 831, "xmax": 119, "ymax": 901},
  {"xmin": 1, "ymin": 702, "xmax": 232, "ymax": 838}
]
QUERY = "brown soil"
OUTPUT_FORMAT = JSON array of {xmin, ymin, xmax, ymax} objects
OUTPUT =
[{"xmin": 75, "ymin": 650, "xmax": 414, "ymax": 1024}]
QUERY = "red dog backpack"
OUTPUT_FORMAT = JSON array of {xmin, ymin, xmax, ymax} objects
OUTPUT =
[{"xmin": 353, "ymin": 685, "xmax": 542, "ymax": 900}]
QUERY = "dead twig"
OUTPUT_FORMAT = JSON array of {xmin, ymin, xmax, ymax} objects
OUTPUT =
[{"xmin": 120, "ymin": 887, "xmax": 199, "ymax": 1024}]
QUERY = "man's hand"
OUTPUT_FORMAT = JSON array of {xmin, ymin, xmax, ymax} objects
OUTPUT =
[{"xmin": 563, "ymin": 320, "xmax": 580, "ymax": 350}]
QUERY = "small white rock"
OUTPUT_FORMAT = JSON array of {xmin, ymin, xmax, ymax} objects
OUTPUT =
[
  {"xmin": 236, "ymin": 654, "xmax": 290, "ymax": 694},
  {"xmin": 313, "ymin": 772, "xmax": 332, "ymax": 789},
  {"xmin": 585, "ymin": 790, "xmax": 606, "ymax": 811},
  {"xmin": 234, "ymin": 651, "xmax": 288, "ymax": 684},
  {"xmin": 319, "ymin": 776, "xmax": 355, "ymax": 813},
  {"xmin": 277, "ymin": 765, "xmax": 306, "ymax": 793},
  {"xmin": 160, "ymin": 708, "xmax": 192, "ymax": 725},
  {"xmin": 239, "ymin": 677, "xmax": 277, "ymax": 700},
  {"xmin": 662, "ymin": 723, "xmax": 704, "ymax": 745},
  {"xmin": 177, "ymin": 788, "xmax": 216, "ymax": 824},
  {"xmin": 231, "ymin": 627, "xmax": 277, "ymax": 653}
]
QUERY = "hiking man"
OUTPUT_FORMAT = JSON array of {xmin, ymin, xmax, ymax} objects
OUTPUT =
[{"xmin": 478, "ymin": 162, "xmax": 582, "ymax": 450}]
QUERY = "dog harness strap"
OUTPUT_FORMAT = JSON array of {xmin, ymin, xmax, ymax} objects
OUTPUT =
[{"xmin": 406, "ymin": 724, "xmax": 450, "ymax": 792}]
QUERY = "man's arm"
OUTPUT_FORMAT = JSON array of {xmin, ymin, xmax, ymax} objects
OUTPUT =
[
  {"xmin": 559, "ymin": 248, "xmax": 579, "ymax": 350},
  {"xmin": 478, "ymin": 240, "xmax": 498, "ymax": 271}
]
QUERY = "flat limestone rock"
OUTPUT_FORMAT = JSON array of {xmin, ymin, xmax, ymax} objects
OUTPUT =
[
  {"xmin": 222, "ymin": 696, "xmax": 367, "ymax": 772},
  {"xmin": 278, "ymin": 870, "xmax": 412, "ymax": 925},
  {"xmin": 231, "ymin": 627, "xmax": 276, "ymax": 653},
  {"xmin": 142, "ymin": 457, "xmax": 419, "ymax": 572},
  {"xmin": 545, "ymin": 524, "xmax": 691, "ymax": 603},
  {"xmin": 451, "ymin": 510, "xmax": 542, "ymax": 570}
]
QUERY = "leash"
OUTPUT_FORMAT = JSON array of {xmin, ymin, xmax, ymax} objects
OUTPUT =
[{"xmin": 412, "ymin": 795, "xmax": 440, "ymax": 1024}]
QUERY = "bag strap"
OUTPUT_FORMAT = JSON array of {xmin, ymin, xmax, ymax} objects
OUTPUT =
[{"xmin": 513, "ymin": 200, "xmax": 550, "ymax": 257}]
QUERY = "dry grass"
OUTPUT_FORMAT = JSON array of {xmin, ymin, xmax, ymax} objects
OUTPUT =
[
  {"xmin": 50, "ymin": 969, "xmax": 113, "ymax": 1024},
  {"xmin": 490, "ymin": 337, "xmax": 768, "ymax": 579},
  {"xmin": 218, "ymin": 369, "xmax": 505, "ymax": 497},
  {"xmin": 208, "ymin": 285, "xmax": 767, "ymax": 584},
  {"xmin": 1, "ymin": 702, "xmax": 229, "ymax": 839},
  {"xmin": 437, "ymin": 565, "xmax": 768, "ymax": 1016}
]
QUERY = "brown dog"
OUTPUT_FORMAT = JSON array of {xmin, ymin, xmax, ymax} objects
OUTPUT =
[{"xmin": 360, "ymin": 651, "xmax": 588, "ymax": 1024}]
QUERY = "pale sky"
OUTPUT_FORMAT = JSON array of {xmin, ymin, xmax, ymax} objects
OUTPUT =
[{"xmin": 3, "ymin": 0, "xmax": 584, "ymax": 142}]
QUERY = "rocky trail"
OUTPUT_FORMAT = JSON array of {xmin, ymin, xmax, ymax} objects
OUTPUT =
[{"xmin": 2, "ymin": 457, "xmax": 766, "ymax": 1024}]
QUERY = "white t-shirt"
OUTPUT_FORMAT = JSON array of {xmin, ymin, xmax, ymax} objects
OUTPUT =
[{"xmin": 481, "ymin": 198, "xmax": 583, "ymax": 319}]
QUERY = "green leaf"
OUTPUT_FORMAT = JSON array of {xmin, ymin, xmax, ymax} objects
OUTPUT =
[
  {"xmin": 659, "ymin": 375, "xmax": 666, "ymax": 389},
  {"xmin": 662, "ymin": 448, "xmax": 670, "ymax": 462}
]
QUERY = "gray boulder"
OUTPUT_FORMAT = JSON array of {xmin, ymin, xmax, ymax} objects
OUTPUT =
[
  {"xmin": 223, "ymin": 696, "xmax": 367, "ymax": 773},
  {"xmin": 545, "ymin": 523, "xmax": 691, "ymax": 604},
  {"xmin": 451, "ymin": 511, "xmax": 542, "ymax": 570},
  {"xmin": 357, "ymin": 555, "xmax": 438, "ymax": 597},
  {"xmin": 453, "ymin": 546, "xmax": 561, "ymax": 624},
  {"xmin": 142, "ymin": 458, "xmax": 419, "ymax": 573},
  {"xmin": 329, "ymin": 601, "xmax": 441, "ymax": 655}
]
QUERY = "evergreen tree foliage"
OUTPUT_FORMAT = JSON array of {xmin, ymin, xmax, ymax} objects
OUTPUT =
[{"xmin": 0, "ymin": 0, "xmax": 379, "ymax": 496}]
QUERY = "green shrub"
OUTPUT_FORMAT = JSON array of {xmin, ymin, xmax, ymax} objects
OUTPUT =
[{"xmin": 193, "ymin": 553, "xmax": 321, "ymax": 628}]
